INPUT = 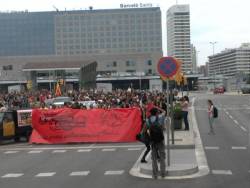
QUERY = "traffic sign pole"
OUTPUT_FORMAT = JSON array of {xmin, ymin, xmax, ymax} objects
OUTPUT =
[
  {"xmin": 166, "ymin": 78, "xmax": 170, "ymax": 167},
  {"xmin": 157, "ymin": 56, "xmax": 180, "ymax": 167}
]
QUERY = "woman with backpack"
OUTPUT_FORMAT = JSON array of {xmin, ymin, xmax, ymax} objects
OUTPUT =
[{"xmin": 208, "ymin": 99, "xmax": 215, "ymax": 134}]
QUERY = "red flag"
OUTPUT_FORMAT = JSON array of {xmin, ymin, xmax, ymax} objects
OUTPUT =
[{"xmin": 55, "ymin": 82, "xmax": 62, "ymax": 97}]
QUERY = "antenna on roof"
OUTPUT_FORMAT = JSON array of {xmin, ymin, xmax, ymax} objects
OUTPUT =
[
  {"xmin": 53, "ymin": 5, "xmax": 59, "ymax": 12},
  {"xmin": 89, "ymin": 6, "xmax": 93, "ymax": 10}
]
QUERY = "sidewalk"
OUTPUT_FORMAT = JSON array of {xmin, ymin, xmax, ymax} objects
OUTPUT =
[{"xmin": 129, "ymin": 98, "xmax": 209, "ymax": 179}]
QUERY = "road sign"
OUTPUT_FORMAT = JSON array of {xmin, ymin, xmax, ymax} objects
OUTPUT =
[{"xmin": 157, "ymin": 57, "xmax": 179, "ymax": 78}]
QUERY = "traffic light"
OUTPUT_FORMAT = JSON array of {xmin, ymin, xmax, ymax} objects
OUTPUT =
[{"xmin": 175, "ymin": 71, "xmax": 183, "ymax": 86}]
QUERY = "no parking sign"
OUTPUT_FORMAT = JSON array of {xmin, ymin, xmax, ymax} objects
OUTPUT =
[{"xmin": 157, "ymin": 57, "xmax": 179, "ymax": 79}]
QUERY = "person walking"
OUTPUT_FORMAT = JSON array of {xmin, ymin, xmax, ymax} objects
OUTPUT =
[
  {"xmin": 138, "ymin": 123, "xmax": 151, "ymax": 163},
  {"xmin": 147, "ymin": 107, "xmax": 166, "ymax": 179},
  {"xmin": 181, "ymin": 96, "xmax": 189, "ymax": 130},
  {"xmin": 208, "ymin": 99, "xmax": 215, "ymax": 134}
]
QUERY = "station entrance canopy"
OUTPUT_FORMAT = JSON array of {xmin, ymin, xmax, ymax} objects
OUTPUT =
[{"xmin": 22, "ymin": 61, "xmax": 97, "ymax": 90}]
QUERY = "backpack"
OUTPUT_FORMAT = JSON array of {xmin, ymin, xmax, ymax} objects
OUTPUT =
[
  {"xmin": 213, "ymin": 106, "xmax": 218, "ymax": 118},
  {"xmin": 148, "ymin": 116, "xmax": 164, "ymax": 144}
]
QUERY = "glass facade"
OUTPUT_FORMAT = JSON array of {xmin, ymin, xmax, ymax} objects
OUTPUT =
[
  {"xmin": 54, "ymin": 8, "xmax": 162, "ymax": 55},
  {"xmin": 0, "ymin": 12, "xmax": 55, "ymax": 56},
  {"xmin": 0, "ymin": 8, "xmax": 161, "ymax": 57}
]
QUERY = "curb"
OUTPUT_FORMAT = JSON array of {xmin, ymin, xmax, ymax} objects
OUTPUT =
[{"xmin": 129, "ymin": 97, "xmax": 210, "ymax": 179}]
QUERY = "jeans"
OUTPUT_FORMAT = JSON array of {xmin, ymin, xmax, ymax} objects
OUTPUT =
[
  {"xmin": 141, "ymin": 142, "xmax": 150, "ymax": 161},
  {"xmin": 151, "ymin": 141, "xmax": 166, "ymax": 178},
  {"xmin": 208, "ymin": 116, "xmax": 215, "ymax": 133},
  {"xmin": 182, "ymin": 111, "xmax": 189, "ymax": 130}
]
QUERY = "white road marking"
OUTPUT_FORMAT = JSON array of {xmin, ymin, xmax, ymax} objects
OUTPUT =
[
  {"xmin": 1, "ymin": 173, "xmax": 23, "ymax": 178},
  {"xmin": 240, "ymin": 126, "xmax": 247, "ymax": 132},
  {"xmin": 205, "ymin": 146, "xmax": 219, "ymax": 150},
  {"xmin": 229, "ymin": 115, "xmax": 233, "ymax": 119},
  {"xmin": 212, "ymin": 170, "xmax": 232, "ymax": 175},
  {"xmin": 52, "ymin": 150, "xmax": 66, "ymax": 153},
  {"xmin": 70, "ymin": 171, "xmax": 90, "ymax": 176},
  {"xmin": 4, "ymin": 151, "xmax": 19, "ymax": 154},
  {"xmin": 104, "ymin": 170, "xmax": 124, "ymax": 175},
  {"xmin": 233, "ymin": 120, "xmax": 239, "ymax": 125},
  {"xmin": 128, "ymin": 148, "xmax": 142, "ymax": 151},
  {"xmin": 36, "ymin": 172, "xmax": 56, "ymax": 177},
  {"xmin": 232, "ymin": 146, "xmax": 247, "ymax": 150},
  {"xmin": 102, "ymin": 148, "xmax": 116, "ymax": 152},
  {"xmin": 28, "ymin": 150, "xmax": 43, "ymax": 154},
  {"xmin": 0, "ymin": 144, "xmax": 143, "ymax": 151},
  {"xmin": 77, "ymin": 149, "xmax": 92, "ymax": 152}
]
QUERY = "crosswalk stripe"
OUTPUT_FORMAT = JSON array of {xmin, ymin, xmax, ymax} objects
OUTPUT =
[
  {"xmin": 233, "ymin": 120, "xmax": 239, "ymax": 125},
  {"xmin": 240, "ymin": 126, "xmax": 247, "ymax": 132},
  {"xmin": 212, "ymin": 170, "xmax": 232, "ymax": 175},
  {"xmin": 104, "ymin": 170, "xmax": 124, "ymax": 175},
  {"xmin": 77, "ymin": 149, "xmax": 92, "ymax": 152},
  {"xmin": 205, "ymin": 146, "xmax": 219, "ymax": 150},
  {"xmin": 36, "ymin": 172, "xmax": 56, "ymax": 177},
  {"xmin": 52, "ymin": 150, "xmax": 66, "ymax": 153},
  {"xmin": 229, "ymin": 115, "xmax": 233, "ymax": 119},
  {"xmin": 102, "ymin": 148, "xmax": 116, "ymax": 152},
  {"xmin": 1, "ymin": 173, "xmax": 23, "ymax": 178},
  {"xmin": 70, "ymin": 171, "xmax": 90, "ymax": 176},
  {"xmin": 127, "ymin": 148, "xmax": 141, "ymax": 151},
  {"xmin": 28, "ymin": 150, "xmax": 43, "ymax": 154},
  {"xmin": 4, "ymin": 151, "xmax": 19, "ymax": 154},
  {"xmin": 232, "ymin": 146, "xmax": 247, "ymax": 150}
]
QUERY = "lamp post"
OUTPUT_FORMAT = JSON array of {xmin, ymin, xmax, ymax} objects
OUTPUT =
[{"xmin": 210, "ymin": 42, "xmax": 217, "ymax": 90}]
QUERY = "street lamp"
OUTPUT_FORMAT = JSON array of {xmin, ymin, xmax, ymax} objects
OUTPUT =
[{"xmin": 210, "ymin": 42, "xmax": 217, "ymax": 90}]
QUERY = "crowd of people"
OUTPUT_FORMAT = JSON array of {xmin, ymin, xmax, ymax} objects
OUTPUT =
[
  {"xmin": 0, "ymin": 89, "xmax": 177, "ymax": 110},
  {"xmin": 0, "ymin": 88, "xmax": 195, "ymax": 179}
]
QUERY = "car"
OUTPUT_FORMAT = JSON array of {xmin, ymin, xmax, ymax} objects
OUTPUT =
[
  {"xmin": 52, "ymin": 97, "xmax": 72, "ymax": 106},
  {"xmin": 241, "ymin": 84, "xmax": 250, "ymax": 94},
  {"xmin": 213, "ymin": 87, "xmax": 224, "ymax": 94}
]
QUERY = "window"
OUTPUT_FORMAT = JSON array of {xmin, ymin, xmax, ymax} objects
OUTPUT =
[
  {"xmin": 147, "ymin": 60, "xmax": 152, "ymax": 66},
  {"xmin": 126, "ymin": 70, "xmax": 136, "ymax": 73},
  {"xmin": 126, "ymin": 60, "xmax": 135, "ymax": 66},
  {"xmin": 148, "ymin": 69, "xmax": 152, "ymax": 74},
  {"xmin": 3, "ymin": 65, "xmax": 13, "ymax": 70},
  {"xmin": 126, "ymin": 61, "xmax": 130, "ymax": 66},
  {"xmin": 113, "ymin": 61, "xmax": 117, "ymax": 67}
]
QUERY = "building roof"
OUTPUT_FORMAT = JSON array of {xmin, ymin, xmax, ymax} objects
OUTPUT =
[
  {"xmin": 0, "ymin": 7, "xmax": 160, "ymax": 15},
  {"xmin": 22, "ymin": 61, "xmax": 96, "ymax": 71}
]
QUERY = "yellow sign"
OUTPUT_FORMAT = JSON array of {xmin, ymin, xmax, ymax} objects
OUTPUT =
[{"xmin": 3, "ymin": 121, "xmax": 15, "ymax": 137}]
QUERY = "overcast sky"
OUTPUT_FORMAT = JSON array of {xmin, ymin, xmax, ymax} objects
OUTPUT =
[{"xmin": 0, "ymin": 0, "xmax": 250, "ymax": 65}]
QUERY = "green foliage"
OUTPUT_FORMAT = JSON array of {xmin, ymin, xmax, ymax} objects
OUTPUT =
[{"xmin": 173, "ymin": 102, "xmax": 182, "ymax": 119}]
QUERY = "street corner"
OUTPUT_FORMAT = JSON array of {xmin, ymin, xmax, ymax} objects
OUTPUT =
[{"xmin": 129, "ymin": 147, "xmax": 207, "ymax": 180}]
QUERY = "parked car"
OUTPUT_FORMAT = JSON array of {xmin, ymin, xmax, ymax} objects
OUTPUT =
[
  {"xmin": 213, "ymin": 87, "xmax": 224, "ymax": 94},
  {"xmin": 52, "ymin": 97, "xmax": 72, "ymax": 107},
  {"xmin": 241, "ymin": 84, "xmax": 250, "ymax": 94}
]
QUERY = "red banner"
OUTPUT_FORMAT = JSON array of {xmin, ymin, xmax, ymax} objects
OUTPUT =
[{"xmin": 30, "ymin": 108, "xmax": 141, "ymax": 144}]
